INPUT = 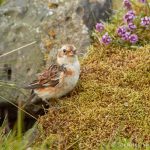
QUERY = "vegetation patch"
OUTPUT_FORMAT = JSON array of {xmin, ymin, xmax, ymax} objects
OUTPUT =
[{"xmin": 37, "ymin": 43, "xmax": 150, "ymax": 149}]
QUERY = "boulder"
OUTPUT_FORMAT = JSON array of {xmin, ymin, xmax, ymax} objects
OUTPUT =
[
  {"xmin": 0, "ymin": 0, "xmax": 50, "ymax": 127},
  {"xmin": 44, "ymin": 0, "xmax": 112, "ymax": 65},
  {"xmin": 77, "ymin": 0, "xmax": 112, "ymax": 30},
  {"xmin": 0, "ymin": 0, "xmax": 50, "ymax": 105}
]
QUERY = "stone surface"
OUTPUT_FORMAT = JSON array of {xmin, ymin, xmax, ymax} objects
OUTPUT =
[
  {"xmin": 0, "ymin": 0, "xmax": 50, "ymax": 127},
  {"xmin": 77, "ymin": 0, "xmax": 112, "ymax": 30},
  {"xmin": 0, "ymin": 0, "xmax": 51, "ymax": 105},
  {"xmin": 43, "ymin": 0, "xmax": 112, "ymax": 65}
]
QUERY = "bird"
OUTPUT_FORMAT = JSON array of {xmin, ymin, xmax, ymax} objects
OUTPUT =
[{"xmin": 25, "ymin": 44, "xmax": 80, "ymax": 103}]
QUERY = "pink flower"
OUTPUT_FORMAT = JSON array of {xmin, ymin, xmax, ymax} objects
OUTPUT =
[
  {"xmin": 128, "ymin": 22, "xmax": 137, "ymax": 30},
  {"xmin": 101, "ymin": 33, "xmax": 112, "ymax": 45},
  {"xmin": 141, "ymin": 16, "xmax": 150, "ymax": 27},
  {"xmin": 129, "ymin": 34, "xmax": 138, "ymax": 43},
  {"xmin": 122, "ymin": 32, "xmax": 131, "ymax": 41},
  {"xmin": 96, "ymin": 23, "xmax": 105, "ymax": 32},
  {"xmin": 117, "ymin": 26, "xmax": 127, "ymax": 36},
  {"xmin": 123, "ymin": 0, "xmax": 132, "ymax": 10},
  {"xmin": 124, "ymin": 10, "xmax": 136, "ymax": 23},
  {"xmin": 139, "ymin": 0, "xmax": 147, "ymax": 3}
]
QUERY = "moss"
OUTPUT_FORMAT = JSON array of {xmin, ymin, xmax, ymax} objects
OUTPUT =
[{"xmin": 37, "ymin": 44, "xmax": 150, "ymax": 149}]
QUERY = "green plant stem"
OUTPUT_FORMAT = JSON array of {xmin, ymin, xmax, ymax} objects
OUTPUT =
[
  {"xmin": 146, "ymin": 0, "xmax": 150, "ymax": 13},
  {"xmin": 17, "ymin": 101, "xmax": 24, "ymax": 141}
]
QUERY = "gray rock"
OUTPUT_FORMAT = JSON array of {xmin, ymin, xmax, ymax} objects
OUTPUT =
[
  {"xmin": 0, "ymin": 0, "xmax": 49, "ymax": 106},
  {"xmin": 44, "ymin": 0, "xmax": 112, "ymax": 65},
  {"xmin": 77, "ymin": 0, "xmax": 112, "ymax": 30}
]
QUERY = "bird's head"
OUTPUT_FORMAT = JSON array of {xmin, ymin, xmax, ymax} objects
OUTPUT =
[{"xmin": 57, "ymin": 44, "xmax": 78, "ymax": 65}]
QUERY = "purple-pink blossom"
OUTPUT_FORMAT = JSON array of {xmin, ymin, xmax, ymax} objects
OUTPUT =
[
  {"xmin": 101, "ymin": 33, "xmax": 112, "ymax": 45},
  {"xmin": 129, "ymin": 34, "xmax": 138, "ymax": 43},
  {"xmin": 124, "ymin": 10, "xmax": 136, "ymax": 23},
  {"xmin": 121, "ymin": 32, "xmax": 131, "ymax": 41},
  {"xmin": 117, "ymin": 26, "xmax": 127, "ymax": 36},
  {"xmin": 123, "ymin": 0, "xmax": 132, "ymax": 10},
  {"xmin": 96, "ymin": 23, "xmax": 105, "ymax": 32},
  {"xmin": 128, "ymin": 22, "xmax": 137, "ymax": 30},
  {"xmin": 139, "ymin": 0, "xmax": 146, "ymax": 3},
  {"xmin": 141, "ymin": 16, "xmax": 150, "ymax": 27}
]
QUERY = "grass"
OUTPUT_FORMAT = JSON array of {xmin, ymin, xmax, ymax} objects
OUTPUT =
[
  {"xmin": 0, "ymin": 123, "xmax": 37, "ymax": 150},
  {"xmin": 113, "ymin": 0, "xmax": 122, "ymax": 10}
]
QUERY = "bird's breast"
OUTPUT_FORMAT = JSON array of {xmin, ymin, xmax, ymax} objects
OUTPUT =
[{"xmin": 64, "ymin": 67, "xmax": 80, "ymax": 88}]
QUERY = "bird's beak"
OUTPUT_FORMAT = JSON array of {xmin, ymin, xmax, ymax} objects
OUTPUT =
[
  {"xmin": 71, "ymin": 50, "xmax": 76, "ymax": 56},
  {"xmin": 67, "ymin": 45, "xmax": 77, "ymax": 56},
  {"xmin": 73, "ymin": 50, "xmax": 76, "ymax": 55}
]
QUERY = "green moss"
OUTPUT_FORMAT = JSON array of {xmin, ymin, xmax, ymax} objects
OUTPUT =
[{"xmin": 37, "ymin": 44, "xmax": 150, "ymax": 149}]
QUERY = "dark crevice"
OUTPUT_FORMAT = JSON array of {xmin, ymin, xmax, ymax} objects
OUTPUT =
[{"xmin": 3, "ymin": 64, "xmax": 12, "ymax": 80}]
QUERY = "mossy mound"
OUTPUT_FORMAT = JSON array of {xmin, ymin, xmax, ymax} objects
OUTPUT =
[{"xmin": 37, "ymin": 44, "xmax": 150, "ymax": 149}]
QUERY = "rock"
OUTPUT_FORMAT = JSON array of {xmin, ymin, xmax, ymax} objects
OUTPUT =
[
  {"xmin": 77, "ymin": 0, "xmax": 112, "ymax": 30},
  {"xmin": 43, "ymin": 0, "xmax": 112, "ymax": 65},
  {"xmin": 0, "ymin": 0, "xmax": 51, "ymax": 127},
  {"xmin": 0, "ymin": 0, "xmax": 48, "ymax": 104}
]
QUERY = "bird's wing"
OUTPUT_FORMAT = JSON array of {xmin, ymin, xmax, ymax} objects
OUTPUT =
[{"xmin": 24, "ymin": 64, "xmax": 65, "ymax": 89}]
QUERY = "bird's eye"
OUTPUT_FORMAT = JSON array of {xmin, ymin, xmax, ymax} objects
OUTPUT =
[{"xmin": 63, "ymin": 49, "xmax": 66, "ymax": 53}]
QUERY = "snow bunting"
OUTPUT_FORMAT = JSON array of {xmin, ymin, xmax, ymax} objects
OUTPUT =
[{"xmin": 25, "ymin": 44, "xmax": 80, "ymax": 102}]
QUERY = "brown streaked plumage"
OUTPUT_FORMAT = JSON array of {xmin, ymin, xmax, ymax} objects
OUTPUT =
[{"xmin": 25, "ymin": 64, "xmax": 65, "ymax": 89}]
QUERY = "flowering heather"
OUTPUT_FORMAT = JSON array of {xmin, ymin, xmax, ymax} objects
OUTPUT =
[
  {"xmin": 139, "ymin": 0, "xmax": 147, "ymax": 3},
  {"xmin": 124, "ymin": 10, "xmax": 136, "ymax": 23},
  {"xmin": 95, "ymin": 0, "xmax": 150, "ymax": 47},
  {"xmin": 96, "ymin": 23, "xmax": 104, "ymax": 32},
  {"xmin": 121, "ymin": 32, "xmax": 131, "ymax": 41},
  {"xmin": 101, "ymin": 33, "xmax": 112, "ymax": 45},
  {"xmin": 129, "ymin": 34, "xmax": 138, "ymax": 43},
  {"xmin": 141, "ymin": 16, "xmax": 150, "ymax": 27},
  {"xmin": 123, "ymin": 0, "xmax": 132, "ymax": 9},
  {"xmin": 117, "ymin": 26, "xmax": 127, "ymax": 36},
  {"xmin": 128, "ymin": 22, "xmax": 137, "ymax": 30}
]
